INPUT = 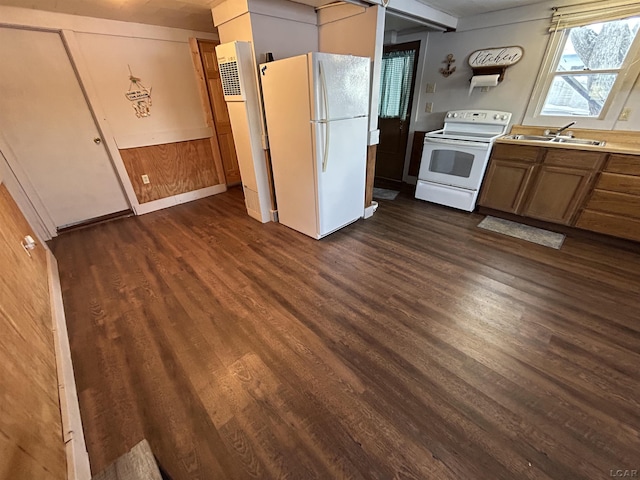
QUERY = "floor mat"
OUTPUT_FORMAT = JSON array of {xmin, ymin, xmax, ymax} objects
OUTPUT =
[
  {"xmin": 478, "ymin": 216, "xmax": 565, "ymax": 249},
  {"xmin": 373, "ymin": 187, "xmax": 399, "ymax": 200}
]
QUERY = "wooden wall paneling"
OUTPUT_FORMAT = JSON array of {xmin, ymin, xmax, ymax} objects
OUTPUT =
[
  {"xmin": 366, "ymin": 144, "xmax": 377, "ymax": 207},
  {"xmin": 0, "ymin": 183, "xmax": 66, "ymax": 479},
  {"xmin": 188, "ymin": 38, "xmax": 227, "ymax": 186},
  {"xmin": 119, "ymin": 139, "xmax": 220, "ymax": 204}
]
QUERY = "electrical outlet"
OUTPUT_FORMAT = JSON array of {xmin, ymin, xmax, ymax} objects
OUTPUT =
[
  {"xmin": 425, "ymin": 83, "xmax": 436, "ymax": 93},
  {"xmin": 141, "ymin": 174, "xmax": 150, "ymax": 184},
  {"xmin": 619, "ymin": 108, "xmax": 631, "ymax": 121},
  {"xmin": 425, "ymin": 102, "xmax": 433, "ymax": 113}
]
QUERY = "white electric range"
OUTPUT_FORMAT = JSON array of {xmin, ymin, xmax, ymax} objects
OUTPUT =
[{"xmin": 415, "ymin": 109, "xmax": 511, "ymax": 212}]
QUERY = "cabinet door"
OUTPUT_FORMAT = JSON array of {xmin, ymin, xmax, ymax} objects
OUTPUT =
[
  {"xmin": 478, "ymin": 159, "xmax": 537, "ymax": 213},
  {"xmin": 522, "ymin": 165, "xmax": 593, "ymax": 225}
]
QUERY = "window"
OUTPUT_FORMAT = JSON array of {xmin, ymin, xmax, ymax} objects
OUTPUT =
[
  {"xmin": 542, "ymin": 18, "xmax": 639, "ymax": 117},
  {"xmin": 378, "ymin": 49, "xmax": 415, "ymax": 120},
  {"xmin": 525, "ymin": 14, "xmax": 640, "ymax": 128}
]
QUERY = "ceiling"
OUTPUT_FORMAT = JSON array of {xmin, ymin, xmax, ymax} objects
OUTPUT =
[
  {"xmin": 413, "ymin": 0, "xmax": 548, "ymax": 19},
  {"xmin": 0, "ymin": 0, "xmax": 550, "ymax": 33}
]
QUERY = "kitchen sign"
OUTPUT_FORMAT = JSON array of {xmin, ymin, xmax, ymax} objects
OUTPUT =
[{"xmin": 468, "ymin": 46, "xmax": 523, "ymax": 68}]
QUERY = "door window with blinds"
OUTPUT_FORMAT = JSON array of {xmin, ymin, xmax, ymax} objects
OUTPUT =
[
  {"xmin": 524, "ymin": 1, "xmax": 640, "ymax": 129},
  {"xmin": 378, "ymin": 49, "xmax": 415, "ymax": 120}
]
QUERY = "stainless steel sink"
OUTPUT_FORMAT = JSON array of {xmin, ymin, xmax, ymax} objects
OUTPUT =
[
  {"xmin": 504, "ymin": 134, "xmax": 555, "ymax": 142},
  {"xmin": 502, "ymin": 134, "xmax": 606, "ymax": 146},
  {"xmin": 551, "ymin": 137, "xmax": 606, "ymax": 146}
]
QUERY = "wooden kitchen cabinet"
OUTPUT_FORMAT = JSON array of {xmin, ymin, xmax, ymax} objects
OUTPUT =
[
  {"xmin": 521, "ymin": 165, "xmax": 594, "ymax": 225},
  {"xmin": 478, "ymin": 144, "xmax": 542, "ymax": 213},
  {"xmin": 478, "ymin": 159, "xmax": 537, "ymax": 213},
  {"xmin": 480, "ymin": 144, "xmax": 604, "ymax": 225},
  {"xmin": 577, "ymin": 153, "xmax": 640, "ymax": 242}
]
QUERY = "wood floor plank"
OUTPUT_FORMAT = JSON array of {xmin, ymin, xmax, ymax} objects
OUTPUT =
[{"xmin": 51, "ymin": 187, "xmax": 640, "ymax": 480}]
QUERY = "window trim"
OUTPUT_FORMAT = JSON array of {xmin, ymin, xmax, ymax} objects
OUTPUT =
[{"xmin": 523, "ymin": 19, "xmax": 640, "ymax": 130}]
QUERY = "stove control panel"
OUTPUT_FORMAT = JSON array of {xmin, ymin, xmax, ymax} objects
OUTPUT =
[{"xmin": 444, "ymin": 110, "xmax": 511, "ymax": 125}]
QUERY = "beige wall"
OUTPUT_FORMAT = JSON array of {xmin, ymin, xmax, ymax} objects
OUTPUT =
[
  {"xmin": 318, "ymin": 4, "xmax": 385, "ymax": 143},
  {"xmin": 0, "ymin": 5, "xmax": 223, "ymax": 213},
  {"xmin": 214, "ymin": 0, "xmax": 317, "ymax": 60},
  {"xmin": 76, "ymin": 33, "xmax": 212, "ymax": 149}
]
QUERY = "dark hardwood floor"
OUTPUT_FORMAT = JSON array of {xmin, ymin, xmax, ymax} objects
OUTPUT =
[{"xmin": 51, "ymin": 187, "xmax": 640, "ymax": 480}]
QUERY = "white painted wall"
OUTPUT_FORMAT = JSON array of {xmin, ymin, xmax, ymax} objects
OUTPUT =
[
  {"xmin": 318, "ymin": 4, "xmax": 385, "ymax": 144},
  {"xmin": 408, "ymin": 18, "xmax": 551, "ymax": 137},
  {"xmin": 76, "ymin": 33, "xmax": 212, "ymax": 149},
  {"xmin": 0, "ymin": 5, "xmax": 219, "ymax": 213},
  {"xmin": 401, "ymin": 0, "xmax": 640, "ymax": 182}
]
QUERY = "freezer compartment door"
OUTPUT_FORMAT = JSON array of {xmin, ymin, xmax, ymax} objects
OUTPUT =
[
  {"xmin": 313, "ymin": 116, "xmax": 368, "ymax": 237},
  {"xmin": 310, "ymin": 52, "xmax": 370, "ymax": 121}
]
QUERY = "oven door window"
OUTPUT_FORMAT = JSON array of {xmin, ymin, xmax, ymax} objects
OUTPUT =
[{"xmin": 429, "ymin": 149, "xmax": 474, "ymax": 178}]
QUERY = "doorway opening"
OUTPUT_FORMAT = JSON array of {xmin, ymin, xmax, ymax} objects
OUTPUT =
[{"xmin": 375, "ymin": 41, "xmax": 420, "ymax": 191}]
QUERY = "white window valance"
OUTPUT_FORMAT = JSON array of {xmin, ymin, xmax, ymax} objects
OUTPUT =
[{"xmin": 550, "ymin": 0, "xmax": 640, "ymax": 31}]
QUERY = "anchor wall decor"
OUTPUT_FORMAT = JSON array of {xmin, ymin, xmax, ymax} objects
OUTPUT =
[{"xmin": 439, "ymin": 54, "xmax": 456, "ymax": 77}]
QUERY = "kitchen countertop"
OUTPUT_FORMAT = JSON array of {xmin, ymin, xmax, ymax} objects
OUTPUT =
[{"xmin": 495, "ymin": 125, "xmax": 640, "ymax": 156}]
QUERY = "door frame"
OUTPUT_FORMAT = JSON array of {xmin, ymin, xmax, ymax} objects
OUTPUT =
[
  {"xmin": 375, "ymin": 40, "xmax": 421, "ymax": 187},
  {"xmin": 188, "ymin": 38, "xmax": 230, "ymax": 186},
  {"xmin": 0, "ymin": 25, "xmax": 137, "ymax": 238}
]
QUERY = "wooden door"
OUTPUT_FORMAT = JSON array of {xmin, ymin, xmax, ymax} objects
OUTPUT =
[
  {"xmin": 522, "ymin": 165, "xmax": 594, "ymax": 225},
  {"xmin": 0, "ymin": 183, "xmax": 66, "ymax": 478},
  {"xmin": 375, "ymin": 41, "xmax": 420, "ymax": 186},
  {"xmin": 0, "ymin": 28, "xmax": 129, "ymax": 232},
  {"xmin": 198, "ymin": 40, "xmax": 241, "ymax": 185},
  {"xmin": 478, "ymin": 159, "xmax": 537, "ymax": 214}
]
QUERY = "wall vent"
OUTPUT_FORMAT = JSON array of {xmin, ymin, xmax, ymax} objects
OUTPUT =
[{"xmin": 219, "ymin": 61, "xmax": 242, "ymax": 98}]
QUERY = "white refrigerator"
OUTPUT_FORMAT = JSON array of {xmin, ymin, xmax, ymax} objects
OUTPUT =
[{"xmin": 260, "ymin": 52, "xmax": 370, "ymax": 239}]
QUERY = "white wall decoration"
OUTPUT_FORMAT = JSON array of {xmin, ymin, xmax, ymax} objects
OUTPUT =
[{"xmin": 125, "ymin": 66, "xmax": 152, "ymax": 118}]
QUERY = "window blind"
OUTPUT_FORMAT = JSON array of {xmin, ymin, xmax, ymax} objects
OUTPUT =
[{"xmin": 550, "ymin": 0, "xmax": 640, "ymax": 31}]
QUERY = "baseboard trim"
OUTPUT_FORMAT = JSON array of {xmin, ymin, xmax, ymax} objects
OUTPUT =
[
  {"xmin": 134, "ymin": 183, "xmax": 227, "ymax": 215},
  {"xmin": 364, "ymin": 201, "xmax": 378, "ymax": 219},
  {"xmin": 48, "ymin": 251, "xmax": 92, "ymax": 480}
]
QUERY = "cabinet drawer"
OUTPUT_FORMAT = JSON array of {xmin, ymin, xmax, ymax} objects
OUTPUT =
[
  {"xmin": 576, "ymin": 209, "xmax": 640, "ymax": 242},
  {"xmin": 491, "ymin": 143, "xmax": 541, "ymax": 162},
  {"xmin": 605, "ymin": 154, "xmax": 640, "ymax": 176},
  {"xmin": 544, "ymin": 149, "xmax": 604, "ymax": 169},
  {"xmin": 596, "ymin": 173, "xmax": 640, "ymax": 195},
  {"xmin": 584, "ymin": 189, "xmax": 640, "ymax": 220}
]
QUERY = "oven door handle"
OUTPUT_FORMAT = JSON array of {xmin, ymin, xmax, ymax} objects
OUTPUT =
[{"xmin": 424, "ymin": 138, "xmax": 490, "ymax": 148}]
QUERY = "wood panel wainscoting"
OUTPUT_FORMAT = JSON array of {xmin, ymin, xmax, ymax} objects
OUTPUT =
[
  {"xmin": 0, "ymin": 183, "xmax": 66, "ymax": 478},
  {"xmin": 51, "ymin": 187, "xmax": 640, "ymax": 480},
  {"xmin": 365, "ymin": 144, "xmax": 377, "ymax": 207},
  {"xmin": 119, "ymin": 139, "xmax": 222, "ymax": 204}
]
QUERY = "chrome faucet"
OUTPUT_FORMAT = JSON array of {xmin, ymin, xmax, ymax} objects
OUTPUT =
[{"xmin": 553, "ymin": 121, "xmax": 576, "ymax": 137}]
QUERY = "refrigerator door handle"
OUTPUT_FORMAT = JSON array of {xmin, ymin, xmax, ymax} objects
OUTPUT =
[{"xmin": 319, "ymin": 61, "xmax": 331, "ymax": 172}]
